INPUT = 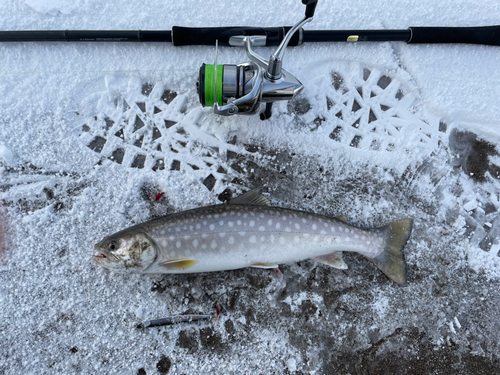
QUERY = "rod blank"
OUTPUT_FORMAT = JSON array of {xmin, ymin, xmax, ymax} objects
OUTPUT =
[{"xmin": 0, "ymin": 26, "xmax": 498, "ymax": 46}]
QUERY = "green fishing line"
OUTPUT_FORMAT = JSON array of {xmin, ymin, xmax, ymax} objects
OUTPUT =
[{"xmin": 204, "ymin": 64, "xmax": 223, "ymax": 106}]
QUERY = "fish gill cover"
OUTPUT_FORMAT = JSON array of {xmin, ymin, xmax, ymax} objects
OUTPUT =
[{"xmin": 0, "ymin": 0, "xmax": 500, "ymax": 374}]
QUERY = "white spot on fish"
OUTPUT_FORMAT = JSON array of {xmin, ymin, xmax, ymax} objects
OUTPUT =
[
  {"xmin": 294, "ymin": 236, "xmax": 300, "ymax": 243},
  {"xmin": 196, "ymin": 224, "xmax": 201, "ymax": 230},
  {"xmin": 249, "ymin": 220, "xmax": 255, "ymax": 227},
  {"xmin": 346, "ymin": 237, "xmax": 351, "ymax": 242},
  {"xmin": 339, "ymin": 227, "xmax": 343, "ymax": 232},
  {"xmin": 320, "ymin": 229, "xmax": 327, "ymax": 235},
  {"xmin": 295, "ymin": 223, "xmax": 300, "ymax": 230},
  {"xmin": 366, "ymin": 241, "xmax": 371, "ymax": 245},
  {"xmin": 279, "ymin": 237, "xmax": 286, "ymax": 245},
  {"xmin": 285, "ymin": 227, "xmax": 291, "ymax": 232},
  {"xmin": 260, "ymin": 236, "xmax": 265, "ymax": 242},
  {"xmin": 162, "ymin": 240, "xmax": 168, "ymax": 247},
  {"xmin": 201, "ymin": 233, "xmax": 208, "ymax": 239},
  {"xmin": 219, "ymin": 220, "xmax": 224, "ymax": 226},
  {"xmin": 202, "ymin": 244, "xmax": 207, "ymax": 249},
  {"xmin": 209, "ymin": 224, "xmax": 215, "ymax": 230},
  {"xmin": 211, "ymin": 240, "xmax": 217, "ymax": 249},
  {"xmin": 260, "ymin": 213, "xmax": 265, "ymax": 218},
  {"xmin": 219, "ymin": 232, "xmax": 226, "ymax": 238},
  {"xmin": 228, "ymin": 237, "xmax": 235, "ymax": 245},
  {"xmin": 238, "ymin": 232, "xmax": 246, "ymax": 236},
  {"xmin": 192, "ymin": 239, "xmax": 198, "ymax": 247},
  {"xmin": 331, "ymin": 227, "xmax": 335, "ymax": 233},
  {"xmin": 276, "ymin": 222, "xmax": 281, "ymax": 230},
  {"xmin": 361, "ymin": 235, "xmax": 366, "ymax": 240},
  {"xmin": 270, "ymin": 235, "xmax": 275, "ymax": 243},
  {"xmin": 335, "ymin": 237, "xmax": 341, "ymax": 243},
  {"xmin": 160, "ymin": 230, "xmax": 165, "ymax": 235},
  {"xmin": 203, "ymin": 220, "xmax": 207, "ymax": 226},
  {"xmin": 259, "ymin": 226, "xmax": 266, "ymax": 231},
  {"xmin": 312, "ymin": 224, "xmax": 317, "ymax": 230},
  {"xmin": 250, "ymin": 235, "xmax": 256, "ymax": 243},
  {"xmin": 282, "ymin": 215, "xmax": 287, "ymax": 221},
  {"xmin": 176, "ymin": 241, "xmax": 182, "ymax": 248},
  {"xmin": 237, "ymin": 220, "xmax": 242, "ymax": 226},
  {"xmin": 176, "ymin": 227, "xmax": 181, "ymax": 232},
  {"xmin": 354, "ymin": 234, "xmax": 359, "ymax": 239},
  {"xmin": 214, "ymin": 214, "xmax": 220, "ymax": 218},
  {"xmin": 302, "ymin": 218, "xmax": 307, "ymax": 224},
  {"xmin": 268, "ymin": 219, "xmax": 273, "ymax": 226},
  {"xmin": 228, "ymin": 221, "xmax": 234, "ymax": 227}
]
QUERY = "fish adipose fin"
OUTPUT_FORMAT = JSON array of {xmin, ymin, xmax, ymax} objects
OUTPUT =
[
  {"xmin": 335, "ymin": 215, "xmax": 348, "ymax": 223},
  {"xmin": 160, "ymin": 259, "xmax": 197, "ymax": 270},
  {"xmin": 251, "ymin": 262, "xmax": 279, "ymax": 268},
  {"xmin": 230, "ymin": 188, "xmax": 271, "ymax": 206},
  {"xmin": 370, "ymin": 218, "xmax": 413, "ymax": 285},
  {"xmin": 314, "ymin": 252, "xmax": 348, "ymax": 270}
]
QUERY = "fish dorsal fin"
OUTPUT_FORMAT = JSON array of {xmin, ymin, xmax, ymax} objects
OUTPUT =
[
  {"xmin": 314, "ymin": 252, "xmax": 348, "ymax": 270},
  {"xmin": 159, "ymin": 259, "xmax": 197, "ymax": 270},
  {"xmin": 229, "ymin": 188, "xmax": 270, "ymax": 206},
  {"xmin": 335, "ymin": 215, "xmax": 348, "ymax": 223}
]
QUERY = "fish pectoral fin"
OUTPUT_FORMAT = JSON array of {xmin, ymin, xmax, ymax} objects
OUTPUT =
[
  {"xmin": 314, "ymin": 252, "xmax": 348, "ymax": 270},
  {"xmin": 159, "ymin": 259, "xmax": 197, "ymax": 270},
  {"xmin": 251, "ymin": 262, "xmax": 279, "ymax": 269},
  {"xmin": 229, "ymin": 187, "xmax": 271, "ymax": 206}
]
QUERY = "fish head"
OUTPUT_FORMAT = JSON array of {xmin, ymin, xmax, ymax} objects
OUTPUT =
[{"xmin": 93, "ymin": 229, "xmax": 158, "ymax": 273}]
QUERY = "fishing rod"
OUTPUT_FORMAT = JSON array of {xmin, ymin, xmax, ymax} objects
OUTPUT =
[{"xmin": 1, "ymin": 0, "xmax": 498, "ymax": 119}]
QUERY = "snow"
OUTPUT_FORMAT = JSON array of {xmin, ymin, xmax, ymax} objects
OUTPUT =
[{"xmin": 1, "ymin": 0, "xmax": 500, "ymax": 374}]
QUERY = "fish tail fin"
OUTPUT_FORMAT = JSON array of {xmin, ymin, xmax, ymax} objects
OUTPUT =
[{"xmin": 369, "ymin": 218, "xmax": 413, "ymax": 285}]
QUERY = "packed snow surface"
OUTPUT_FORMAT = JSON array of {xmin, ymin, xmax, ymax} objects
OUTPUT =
[{"xmin": 1, "ymin": 0, "xmax": 500, "ymax": 374}]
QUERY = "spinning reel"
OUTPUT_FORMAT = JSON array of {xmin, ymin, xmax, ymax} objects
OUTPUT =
[{"xmin": 197, "ymin": 0, "xmax": 318, "ymax": 120}]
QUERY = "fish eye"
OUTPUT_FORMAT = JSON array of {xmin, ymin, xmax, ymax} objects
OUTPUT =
[{"xmin": 108, "ymin": 241, "xmax": 118, "ymax": 251}]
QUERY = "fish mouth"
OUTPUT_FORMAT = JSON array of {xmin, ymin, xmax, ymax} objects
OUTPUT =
[{"xmin": 93, "ymin": 253, "xmax": 107, "ymax": 259}]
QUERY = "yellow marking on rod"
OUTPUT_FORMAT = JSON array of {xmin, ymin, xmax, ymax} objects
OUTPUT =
[{"xmin": 347, "ymin": 35, "xmax": 359, "ymax": 42}]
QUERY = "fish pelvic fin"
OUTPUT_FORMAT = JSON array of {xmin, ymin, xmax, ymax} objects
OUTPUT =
[
  {"xmin": 370, "ymin": 218, "xmax": 413, "ymax": 285},
  {"xmin": 314, "ymin": 252, "xmax": 348, "ymax": 270},
  {"xmin": 159, "ymin": 259, "xmax": 197, "ymax": 270},
  {"xmin": 251, "ymin": 262, "xmax": 279, "ymax": 268}
]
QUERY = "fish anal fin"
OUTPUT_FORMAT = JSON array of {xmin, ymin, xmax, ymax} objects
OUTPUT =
[
  {"xmin": 251, "ymin": 262, "xmax": 279, "ymax": 269},
  {"xmin": 160, "ymin": 259, "xmax": 197, "ymax": 270},
  {"xmin": 314, "ymin": 252, "xmax": 348, "ymax": 270},
  {"xmin": 230, "ymin": 187, "xmax": 270, "ymax": 206}
]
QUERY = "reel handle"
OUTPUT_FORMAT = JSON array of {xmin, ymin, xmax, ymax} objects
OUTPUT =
[{"xmin": 302, "ymin": 0, "xmax": 318, "ymax": 18}]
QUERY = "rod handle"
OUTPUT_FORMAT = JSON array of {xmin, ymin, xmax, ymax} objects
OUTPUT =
[
  {"xmin": 171, "ymin": 26, "xmax": 299, "ymax": 47},
  {"xmin": 408, "ymin": 26, "xmax": 500, "ymax": 46}
]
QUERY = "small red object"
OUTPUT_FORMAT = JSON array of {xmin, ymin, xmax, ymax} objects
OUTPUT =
[
  {"xmin": 216, "ymin": 304, "xmax": 220, "ymax": 317},
  {"xmin": 275, "ymin": 269, "xmax": 279, "ymax": 274},
  {"xmin": 154, "ymin": 192, "xmax": 164, "ymax": 202}
]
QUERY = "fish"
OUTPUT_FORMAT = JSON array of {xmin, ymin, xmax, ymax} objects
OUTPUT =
[{"xmin": 94, "ymin": 188, "xmax": 413, "ymax": 284}]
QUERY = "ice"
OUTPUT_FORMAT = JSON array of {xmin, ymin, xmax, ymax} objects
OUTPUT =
[{"xmin": 1, "ymin": 0, "xmax": 500, "ymax": 374}]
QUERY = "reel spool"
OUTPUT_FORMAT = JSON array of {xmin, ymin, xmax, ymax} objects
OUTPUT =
[
  {"xmin": 197, "ymin": 0, "xmax": 318, "ymax": 120},
  {"xmin": 197, "ymin": 64, "xmax": 254, "ymax": 107}
]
